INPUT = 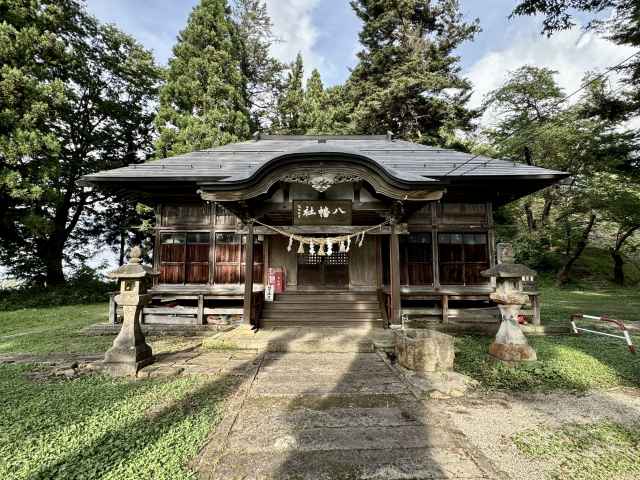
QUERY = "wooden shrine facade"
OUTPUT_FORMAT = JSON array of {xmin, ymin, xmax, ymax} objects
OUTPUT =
[{"xmin": 82, "ymin": 135, "xmax": 567, "ymax": 329}]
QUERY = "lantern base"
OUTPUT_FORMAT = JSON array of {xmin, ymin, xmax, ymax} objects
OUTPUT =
[
  {"xmin": 102, "ymin": 344, "xmax": 154, "ymax": 376},
  {"xmin": 488, "ymin": 341, "xmax": 537, "ymax": 364}
]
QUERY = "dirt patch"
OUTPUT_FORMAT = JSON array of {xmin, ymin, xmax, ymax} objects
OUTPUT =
[{"xmin": 439, "ymin": 388, "xmax": 640, "ymax": 480}]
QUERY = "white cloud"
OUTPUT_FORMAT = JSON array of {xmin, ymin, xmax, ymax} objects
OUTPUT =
[
  {"xmin": 466, "ymin": 19, "xmax": 636, "ymax": 127},
  {"xmin": 264, "ymin": 0, "xmax": 325, "ymax": 77}
]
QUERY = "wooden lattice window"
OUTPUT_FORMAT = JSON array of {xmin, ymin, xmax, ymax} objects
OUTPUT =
[
  {"xmin": 438, "ymin": 233, "xmax": 489, "ymax": 285},
  {"xmin": 400, "ymin": 233, "xmax": 433, "ymax": 285},
  {"xmin": 159, "ymin": 232, "xmax": 209, "ymax": 284},
  {"xmin": 214, "ymin": 233, "xmax": 263, "ymax": 284}
]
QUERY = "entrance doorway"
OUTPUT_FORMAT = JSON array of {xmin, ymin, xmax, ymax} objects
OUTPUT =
[{"xmin": 298, "ymin": 252, "xmax": 349, "ymax": 289}]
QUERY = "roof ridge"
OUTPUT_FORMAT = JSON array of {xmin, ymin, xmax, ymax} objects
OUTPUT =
[{"xmin": 259, "ymin": 134, "xmax": 389, "ymax": 141}]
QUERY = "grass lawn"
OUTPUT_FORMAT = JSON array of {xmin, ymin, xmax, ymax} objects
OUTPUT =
[
  {"xmin": 0, "ymin": 363, "xmax": 236, "ymax": 480},
  {"xmin": 514, "ymin": 421, "xmax": 640, "ymax": 479},
  {"xmin": 0, "ymin": 304, "xmax": 113, "ymax": 354},
  {"xmin": 0, "ymin": 303, "xmax": 238, "ymax": 479},
  {"xmin": 0, "ymin": 303, "xmax": 200, "ymax": 356},
  {"xmin": 455, "ymin": 334, "xmax": 640, "ymax": 391},
  {"xmin": 538, "ymin": 283, "xmax": 640, "ymax": 327}
]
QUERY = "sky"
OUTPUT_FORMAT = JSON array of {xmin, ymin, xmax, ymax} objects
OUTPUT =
[{"xmin": 84, "ymin": 0, "xmax": 634, "ymax": 126}]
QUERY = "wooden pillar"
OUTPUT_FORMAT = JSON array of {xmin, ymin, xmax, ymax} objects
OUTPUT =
[
  {"xmin": 441, "ymin": 294, "xmax": 449, "ymax": 324},
  {"xmin": 243, "ymin": 221, "xmax": 255, "ymax": 326},
  {"xmin": 389, "ymin": 222, "xmax": 401, "ymax": 325}
]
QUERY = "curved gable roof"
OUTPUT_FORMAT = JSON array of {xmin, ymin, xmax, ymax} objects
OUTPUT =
[{"xmin": 81, "ymin": 135, "xmax": 567, "ymax": 188}]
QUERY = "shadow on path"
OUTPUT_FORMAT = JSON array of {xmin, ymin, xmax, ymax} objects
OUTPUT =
[{"xmin": 195, "ymin": 328, "xmax": 500, "ymax": 479}]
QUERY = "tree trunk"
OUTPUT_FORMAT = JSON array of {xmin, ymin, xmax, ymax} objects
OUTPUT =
[
  {"xmin": 610, "ymin": 247, "xmax": 624, "ymax": 286},
  {"xmin": 609, "ymin": 226, "xmax": 640, "ymax": 286},
  {"xmin": 540, "ymin": 192, "xmax": 553, "ymax": 226},
  {"xmin": 556, "ymin": 213, "xmax": 596, "ymax": 286},
  {"xmin": 524, "ymin": 203, "xmax": 536, "ymax": 232},
  {"xmin": 45, "ymin": 245, "xmax": 65, "ymax": 286},
  {"xmin": 119, "ymin": 229, "xmax": 126, "ymax": 266}
]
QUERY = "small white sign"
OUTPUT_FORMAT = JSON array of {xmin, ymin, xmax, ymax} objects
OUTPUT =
[{"xmin": 264, "ymin": 284, "xmax": 274, "ymax": 302}]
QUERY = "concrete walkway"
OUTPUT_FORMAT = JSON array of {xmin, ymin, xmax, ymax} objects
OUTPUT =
[
  {"xmin": 193, "ymin": 351, "xmax": 501, "ymax": 479},
  {"xmin": 203, "ymin": 326, "xmax": 395, "ymax": 353}
]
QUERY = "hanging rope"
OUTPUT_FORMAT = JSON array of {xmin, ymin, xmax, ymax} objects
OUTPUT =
[{"xmin": 249, "ymin": 217, "xmax": 392, "ymax": 255}]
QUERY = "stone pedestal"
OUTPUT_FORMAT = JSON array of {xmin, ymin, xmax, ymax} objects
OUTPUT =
[
  {"xmin": 394, "ymin": 329, "xmax": 454, "ymax": 374},
  {"xmin": 488, "ymin": 304, "xmax": 537, "ymax": 363},
  {"xmin": 103, "ymin": 297, "xmax": 154, "ymax": 375},
  {"xmin": 101, "ymin": 246, "xmax": 154, "ymax": 376}
]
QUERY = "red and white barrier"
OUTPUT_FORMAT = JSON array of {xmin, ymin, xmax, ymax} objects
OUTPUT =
[{"xmin": 570, "ymin": 314, "xmax": 636, "ymax": 354}]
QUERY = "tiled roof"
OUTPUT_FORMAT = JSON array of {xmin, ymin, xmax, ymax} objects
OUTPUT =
[{"xmin": 81, "ymin": 135, "xmax": 567, "ymax": 186}]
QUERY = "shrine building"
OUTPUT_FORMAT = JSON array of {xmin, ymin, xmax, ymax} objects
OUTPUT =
[{"xmin": 81, "ymin": 134, "xmax": 567, "ymax": 330}]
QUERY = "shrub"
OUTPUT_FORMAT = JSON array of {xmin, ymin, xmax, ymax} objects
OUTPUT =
[{"xmin": 0, "ymin": 268, "xmax": 115, "ymax": 311}]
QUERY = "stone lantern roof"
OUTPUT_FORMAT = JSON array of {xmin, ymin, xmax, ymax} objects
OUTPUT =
[
  {"xmin": 107, "ymin": 246, "xmax": 153, "ymax": 279},
  {"xmin": 481, "ymin": 263, "xmax": 537, "ymax": 279}
]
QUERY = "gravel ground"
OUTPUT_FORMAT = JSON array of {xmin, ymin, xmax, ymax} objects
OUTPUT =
[{"xmin": 437, "ymin": 388, "xmax": 640, "ymax": 480}]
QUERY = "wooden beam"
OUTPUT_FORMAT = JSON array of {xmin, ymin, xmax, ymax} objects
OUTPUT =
[
  {"xmin": 389, "ymin": 222, "xmax": 401, "ymax": 325},
  {"xmin": 243, "ymin": 221, "xmax": 255, "ymax": 326}
]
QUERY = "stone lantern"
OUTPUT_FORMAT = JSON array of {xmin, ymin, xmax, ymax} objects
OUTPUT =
[
  {"xmin": 481, "ymin": 243, "xmax": 537, "ymax": 363},
  {"xmin": 102, "ymin": 246, "xmax": 154, "ymax": 376}
]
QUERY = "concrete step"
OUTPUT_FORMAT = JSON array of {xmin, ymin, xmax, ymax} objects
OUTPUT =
[{"xmin": 206, "ymin": 447, "xmax": 486, "ymax": 480}]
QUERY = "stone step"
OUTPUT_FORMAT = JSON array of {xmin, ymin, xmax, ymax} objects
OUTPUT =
[
  {"xmin": 244, "ymin": 393, "xmax": 418, "ymax": 411},
  {"xmin": 226, "ymin": 424, "xmax": 457, "ymax": 453},
  {"xmin": 233, "ymin": 406, "xmax": 430, "ymax": 432},
  {"xmin": 204, "ymin": 447, "xmax": 487, "ymax": 480},
  {"xmin": 249, "ymin": 381, "xmax": 409, "ymax": 397}
]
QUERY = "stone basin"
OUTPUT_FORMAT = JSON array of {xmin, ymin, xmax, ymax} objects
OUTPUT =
[{"xmin": 394, "ymin": 329, "xmax": 454, "ymax": 374}]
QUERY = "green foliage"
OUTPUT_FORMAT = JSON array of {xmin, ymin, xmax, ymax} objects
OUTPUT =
[
  {"xmin": 482, "ymin": 66, "xmax": 638, "ymax": 283},
  {"xmin": 347, "ymin": 0, "xmax": 480, "ymax": 143},
  {"xmin": 512, "ymin": 235, "xmax": 558, "ymax": 271},
  {"xmin": 231, "ymin": 0, "xmax": 285, "ymax": 129},
  {"xmin": 512, "ymin": 1, "xmax": 640, "ymax": 119},
  {"xmin": 272, "ymin": 56, "xmax": 352, "ymax": 135},
  {"xmin": 155, "ymin": 0, "xmax": 250, "ymax": 156},
  {"xmin": 272, "ymin": 53, "xmax": 305, "ymax": 134},
  {"xmin": 0, "ymin": 363, "xmax": 233, "ymax": 479},
  {"xmin": 0, "ymin": 0, "xmax": 161, "ymax": 284},
  {"xmin": 0, "ymin": 269, "xmax": 113, "ymax": 312},
  {"xmin": 513, "ymin": 421, "xmax": 640, "ymax": 480},
  {"xmin": 455, "ymin": 334, "xmax": 640, "ymax": 392}
]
